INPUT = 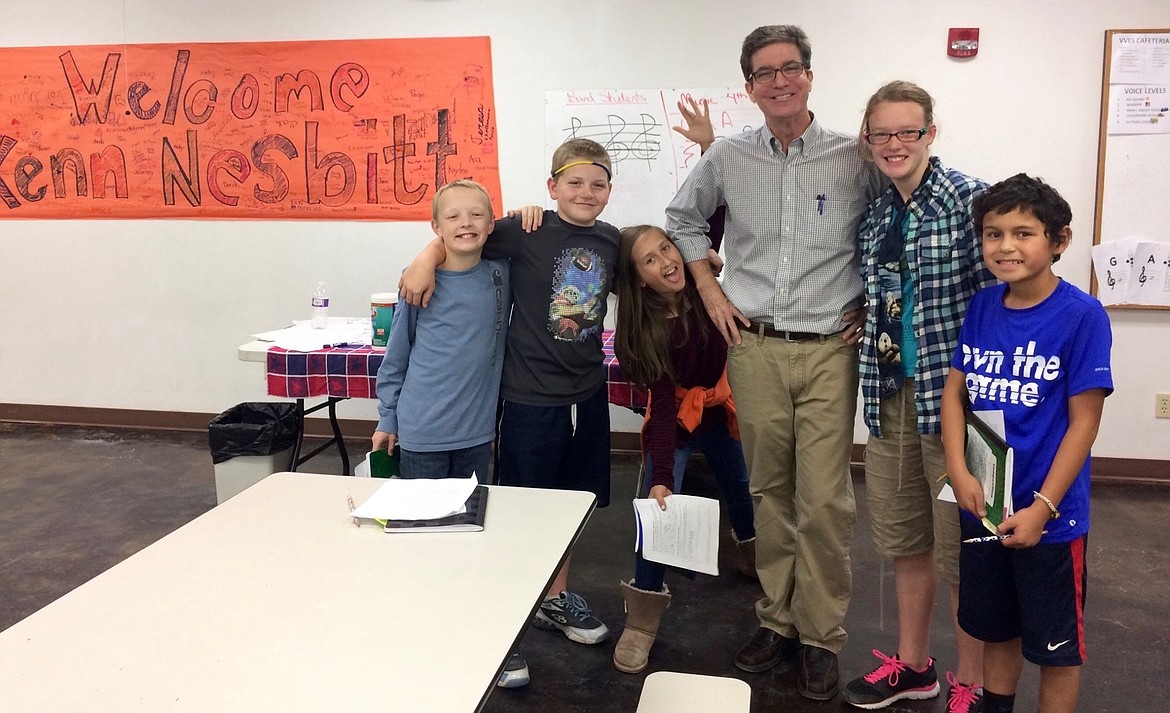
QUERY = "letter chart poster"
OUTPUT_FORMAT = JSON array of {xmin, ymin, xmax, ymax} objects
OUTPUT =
[{"xmin": 0, "ymin": 37, "xmax": 500, "ymax": 220}]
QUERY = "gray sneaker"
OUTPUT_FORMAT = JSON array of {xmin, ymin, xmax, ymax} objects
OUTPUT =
[
  {"xmin": 496, "ymin": 653, "xmax": 529, "ymax": 688},
  {"xmin": 532, "ymin": 590, "xmax": 610, "ymax": 645}
]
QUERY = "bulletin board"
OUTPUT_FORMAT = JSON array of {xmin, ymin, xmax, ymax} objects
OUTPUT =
[{"xmin": 1091, "ymin": 28, "xmax": 1170, "ymax": 309}]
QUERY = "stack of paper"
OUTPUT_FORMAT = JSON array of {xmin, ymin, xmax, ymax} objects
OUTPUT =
[
  {"xmin": 350, "ymin": 475, "xmax": 478, "ymax": 521},
  {"xmin": 252, "ymin": 317, "xmax": 372, "ymax": 352}
]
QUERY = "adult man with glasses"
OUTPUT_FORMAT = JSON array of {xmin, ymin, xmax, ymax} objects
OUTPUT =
[{"xmin": 665, "ymin": 24, "xmax": 881, "ymax": 701}]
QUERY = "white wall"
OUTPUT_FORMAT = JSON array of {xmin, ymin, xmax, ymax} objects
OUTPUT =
[{"xmin": 2, "ymin": 1, "xmax": 1168, "ymax": 459}]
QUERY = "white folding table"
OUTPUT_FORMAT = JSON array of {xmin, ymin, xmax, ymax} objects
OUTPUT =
[{"xmin": 0, "ymin": 472, "xmax": 596, "ymax": 712}]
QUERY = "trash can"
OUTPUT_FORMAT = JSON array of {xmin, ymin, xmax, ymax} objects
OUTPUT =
[{"xmin": 209, "ymin": 402, "xmax": 299, "ymax": 504}]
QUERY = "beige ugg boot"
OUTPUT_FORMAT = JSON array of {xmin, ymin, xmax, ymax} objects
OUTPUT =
[
  {"xmin": 734, "ymin": 536, "xmax": 759, "ymax": 580},
  {"xmin": 612, "ymin": 580, "xmax": 671, "ymax": 674}
]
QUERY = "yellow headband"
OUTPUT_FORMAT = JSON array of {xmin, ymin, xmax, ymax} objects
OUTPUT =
[{"xmin": 552, "ymin": 160, "xmax": 612, "ymax": 181}]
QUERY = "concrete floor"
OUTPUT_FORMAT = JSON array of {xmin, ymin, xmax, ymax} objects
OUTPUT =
[{"xmin": 1, "ymin": 422, "xmax": 1166, "ymax": 712}]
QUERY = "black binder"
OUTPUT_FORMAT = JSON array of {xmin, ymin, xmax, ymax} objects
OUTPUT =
[{"xmin": 382, "ymin": 485, "xmax": 489, "ymax": 533}]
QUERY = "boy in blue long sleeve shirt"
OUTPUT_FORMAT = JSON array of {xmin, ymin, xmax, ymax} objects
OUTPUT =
[{"xmin": 372, "ymin": 179, "xmax": 510, "ymax": 483}]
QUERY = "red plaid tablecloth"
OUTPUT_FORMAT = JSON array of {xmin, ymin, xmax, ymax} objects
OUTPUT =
[
  {"xmin": 266, "ymin": 345, "xmax": 385, "ymax": 400},
  {"xmin": 602, "ymin": 330, "xmax": 647, "ymax": 411},
  {"xmin": 265, "ymin": 331, "xmax": 646, "ymax": 410}
]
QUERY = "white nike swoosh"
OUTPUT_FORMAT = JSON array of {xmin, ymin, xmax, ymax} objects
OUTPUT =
[{"xmin": 1047, "ymin": 639, "xmax": 1071, "ymax": 651}]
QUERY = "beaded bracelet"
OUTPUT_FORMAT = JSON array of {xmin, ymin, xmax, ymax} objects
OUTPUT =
[{"xmin": 1033, "ymin": 491, "xmax": 1061, "ymax": 520}]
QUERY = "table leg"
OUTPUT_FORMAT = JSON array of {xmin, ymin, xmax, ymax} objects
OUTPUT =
[
  {"xmin": 291, "ymin": 397, "xmax": 351, "ymax": 476},
  {"xmin": 328, "ymin": 399, "xmax": 351, "ymax": 475},
  {"xmin": 289, "ymin": 399, "xmax": 306, "ymax": 472}
]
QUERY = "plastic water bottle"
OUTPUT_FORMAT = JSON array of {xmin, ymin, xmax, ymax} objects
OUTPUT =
[{"xmin": 311, "ymin": 282, "xmax": 329, "ymax": 328}]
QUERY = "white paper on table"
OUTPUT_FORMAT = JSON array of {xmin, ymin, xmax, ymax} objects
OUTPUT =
[
  {"xmin": 350, "ymin": 475, "xmax": 478, "ymax": 521},
  {"xmin": 1091, "ymin": 239, "xmax": 1139, "ymax": 306},
  {"xmin": 251, "ymin": 317, "xmax": 372, "ymax": 351},
  {"xmin": 632, "ymin": 494, "xmax": 720, "ymax": 576}
]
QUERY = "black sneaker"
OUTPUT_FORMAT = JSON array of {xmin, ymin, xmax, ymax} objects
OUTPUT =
[
  {"xmin": 496, "ymin": 653, "xmax": 530, "ymax": 688},
  {"xmin": 532, "ymin": 590, "xmax": 609, "ymax": 645},
  {"xmin": 841, "ymin": 650, "xmax": 940, "ymax": 709}
]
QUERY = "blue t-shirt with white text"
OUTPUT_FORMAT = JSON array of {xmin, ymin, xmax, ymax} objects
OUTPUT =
[{"xmin": 951, "ymin": 280, "xmax": 1112, "ymax": 542}]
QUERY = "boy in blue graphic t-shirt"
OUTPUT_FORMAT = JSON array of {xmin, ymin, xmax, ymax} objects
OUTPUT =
[{"xmin": 941, "ymin": 174, "xmax": 1112, "ymax": 713}]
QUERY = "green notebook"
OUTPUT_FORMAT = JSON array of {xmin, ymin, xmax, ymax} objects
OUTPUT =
[
  {"xmin": 962, "ymin": 409, "xmax": 1015, "ymax": 533},
  {"xmin": 367, "ymin": 447, "xmax": 399, "ymax": 478}
]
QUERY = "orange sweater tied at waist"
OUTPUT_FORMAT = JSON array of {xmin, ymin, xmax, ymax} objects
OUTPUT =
[{"xmin": 643, "ymin": 366, "xmax": 740, "ymax": 446}]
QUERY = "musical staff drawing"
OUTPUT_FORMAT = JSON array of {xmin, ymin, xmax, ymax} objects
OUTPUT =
[{"xmin": 546, "ymin": 87, "xmax": 759, "ymax": 227}]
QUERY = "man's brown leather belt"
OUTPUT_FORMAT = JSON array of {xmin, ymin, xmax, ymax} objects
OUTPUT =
[{"xmin": 745, "ymin": 320, "xmax": 835, "ymax": 342}]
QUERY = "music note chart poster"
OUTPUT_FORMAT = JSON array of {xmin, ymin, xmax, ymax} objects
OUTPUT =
[
  {"xmin": 1127, "ymin": 241, "xmax": 1170, "ymax": 306},
  {"xmin": 1091, "ymin": 238, "xmax": 1138, "ymax": 306},
  {"xmin": 0, "ymin": 37, "xmax": 500, "ymax": 220},
  {"xmin": 545, "ymin": 88, "xmax": 762, "ymax": 228},
  {"xmin": 1093, "ymin": 238, "xmax": 1170, "ymax": 307}
]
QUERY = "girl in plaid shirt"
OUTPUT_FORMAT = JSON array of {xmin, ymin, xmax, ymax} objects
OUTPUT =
[{"xmin": 844, "ymin": 81, "xmax": 995, "ymax": 713}]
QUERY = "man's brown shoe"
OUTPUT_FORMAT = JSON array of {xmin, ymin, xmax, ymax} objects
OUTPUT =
[
  {"xmin": 734, "ymin": 627, "xmax": 800, "ymax": 673},
  {"xmin": 798, "ymin": 644, "xmax": 840, "ymax": 700}
]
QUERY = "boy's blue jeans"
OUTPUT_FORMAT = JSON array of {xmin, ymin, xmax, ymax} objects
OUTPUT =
[
  {"xmin": 633, "ymin": 419, "xmax": 754, "ymax": 592},
  {"xmin": 398, "ymin": 442, "xmax": 491, "ymax": 484}
]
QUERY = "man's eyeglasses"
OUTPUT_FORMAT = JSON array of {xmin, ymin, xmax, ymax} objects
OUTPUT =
[
  {"xmin": 863, "ymin": 127, "xmax": 930, "ymax": 145},
  {"xmin": 748, "ymin": 61, "xmax": 808, "ymax": 84}
]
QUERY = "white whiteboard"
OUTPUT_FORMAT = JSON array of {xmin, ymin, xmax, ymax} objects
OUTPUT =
[{"xmin": 545, "ymin": 87, "xmax": 762, "ymax": 227}]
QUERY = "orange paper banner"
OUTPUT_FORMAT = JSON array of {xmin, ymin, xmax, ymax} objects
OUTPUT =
[{"xmin": 0, "ymin": 37, "xmax": 500, "ymax": 220}]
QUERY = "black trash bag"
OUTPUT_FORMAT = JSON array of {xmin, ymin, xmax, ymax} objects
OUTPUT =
[{"xmin": 208, "ymin": 402, "xmax": 299, "ymax": 464}]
